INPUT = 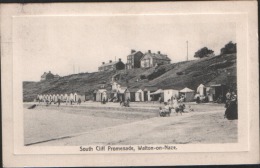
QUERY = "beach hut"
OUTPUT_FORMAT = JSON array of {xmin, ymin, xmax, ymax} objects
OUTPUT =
[
  {"xmin": 69, "ymin": 93, "xmax": 74, "ymax": 102},
  {"xmin": 180, "ymin": 87, "xmax": 195, "ymax": 102},
  {"xmin": 150, "ymin": 89, "xmax": 164, "ymax": 101},
  {"xmin": 47, "ymin": 94, "xmax": 51, "ymax": 102},
  {"xmin": 128, "ymin": 88, "xmax": 139, "ymax": 102},
  {"xmin": 96, "ymin": 89, "xmax": 107, "ymax": 102},
  {"xmin": 53, "ymin": 94, "xmax": 58, "ymax": 102},
  {"xmin": 197, "ymin": 84, "xmax": 206, "ymax": 96},
  {"xmin": 63, "ymin": 94, "xmax": 68, "ymax": 102},
  {"xmin": 93, "ymin": 90, "xmax": 97, "ymax": 101},
  {"xmin": 117, "ymin": 87, "xmax": 127, "ymax": 102},
  {"xmin": 124, "ymin": 89, "xmax": 131, "ymax": 101},
  {"xmin": 135, "ymin": 89, "xmax": 144, "ymax": 102},
  {"xmin": 42, "ymin": 95, "xmax": 45, "ymax": 101},
  {"xmin": 59, "ymin": 94, "xmax": 64, "ymax": 101},
  {"xmin": 50, "ymin": 94, "xmax": 54, "ymax": 102},
  {"xmin": 73, "ymin": 93, "xmax": 78, "ymax": 102},
  {"xmin": 206, "ymin": 84, "xmax": 227, "ymax": 101},
  {"xmin": 143, "ymin": 86, "xmax": 158, "ymax": 101},
  {"xmin": 37, "ymin": 94, "xmax": 41, "ymax": 101},
  {"xmin": 77, "ymin": 93, "xmax": 85, "ymax": 102},
  {"xmin": 164, "ymin": 89, "xmax": 179, "ymax": 102},
  {"xmin": 206, "ymin": 87, "xmax": 214, "ymax": 102},
  {"xmin": 57, "ymin": 94, "xmax": 61, "ymax": 101}
]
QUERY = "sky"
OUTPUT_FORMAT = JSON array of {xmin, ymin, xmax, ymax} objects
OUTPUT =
[{"xmin": 13, "ymin": 15, "xmax": 236, "ymax": 81}]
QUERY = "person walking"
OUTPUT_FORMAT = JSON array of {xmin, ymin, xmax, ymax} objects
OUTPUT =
[
  {"xmin": 78, "ymin": 98, "xmax": 81, "ymax": 105},
  {"xmin": 57, "ymin": 98, "xmax": 61, "ymax": 107}
]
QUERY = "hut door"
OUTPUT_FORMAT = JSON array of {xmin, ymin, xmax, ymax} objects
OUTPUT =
[{"xmin": 144, "ymin": 91, "xmax": 148, "ymax": 101}]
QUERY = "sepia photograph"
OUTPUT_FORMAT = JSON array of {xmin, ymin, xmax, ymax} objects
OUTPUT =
[
  {"xmin": 2, "ymin": 1, "xmax": 258, "ymax": 167},
  {"xmin": 18, "ymin": 15, "xmax": 239, "ymax": 146}
]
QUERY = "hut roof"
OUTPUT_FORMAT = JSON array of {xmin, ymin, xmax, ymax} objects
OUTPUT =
[
  {"xmin": 143, "ymin": 86, "xmax": 158, "ymax": 92},
  {"xmin": 128, "ymin": 88, "xmax": 140, "ymax": 92},
  {"xmin": 97, "ymin": 89, "xmax": 107, "ymax": 93},
  {"xmin": 180, "ymin": 87, "xmax": 195, "ymax": 93}
]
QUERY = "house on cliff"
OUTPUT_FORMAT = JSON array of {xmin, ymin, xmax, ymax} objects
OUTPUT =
[
  {"xmin": 98, "ymin": 58, "xmax": 125, "ymax": 72},
  {"xmin": 140, "ymin": 50, "xmax": 171, "ymax": 68}
]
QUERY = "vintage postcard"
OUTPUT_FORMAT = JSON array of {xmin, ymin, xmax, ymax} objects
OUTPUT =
[{"xmin": 1, "ymin": 1, "xmax": 259, "ymax": 167}]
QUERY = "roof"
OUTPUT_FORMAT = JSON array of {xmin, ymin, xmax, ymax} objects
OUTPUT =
[
  {"xmin": 197, "ymin": 84, "xmax": 205, "ymax": 88},
  {"xmin": 118, "ymin": 87, "xmax": 127, "ymax": 94},
  {"xmin": 128, "ymin": 88, "xmax": 140, "ymax": 92},
  {"xmin": 141, "ymin": 52, "xmax": 171, "ymax": 61},
  {"xmin": 41, "ymin": 72, "xmax": 47, "ymax": 78},
  {"xmin": 161, "ymin": 86, "xmax": 183, "ymax": 90},
  {"xmin": 54, "ymin": 74, "xmax": 60, "ymax": 77},
  {"xmin": 99, "ymin": 61, "xmax": 122, "ymax": 68},
  {"xmin": 180, "ymin": 87, "xmax": 195, "ymax": 93},
  {"xmin": 127, "ymin": 51, "xmax": 143, "ymax": 57},
  {"xmin": 97, "ymin": 89, "xmax": 107, "ymax": 93},
  {"xmin": 143, "ymin": 86, "xmax": 158, "ymax": 92},
  {"xmin": 150, "ymin": 89, "xmax": 164, "ymax": 95}
]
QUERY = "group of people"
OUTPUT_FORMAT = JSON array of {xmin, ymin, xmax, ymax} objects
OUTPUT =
[
  {"xmin": 159, "ymin": 96, "xmax": 185, "ymax": 117},
  {"xmin": 224, "ymin": 91, "xmax": 238, "ymax": 120}
]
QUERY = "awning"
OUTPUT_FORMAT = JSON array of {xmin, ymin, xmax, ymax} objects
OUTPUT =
[{"xmin": 150, "ymin": 89, "xmax": 164, "ymax": 95}]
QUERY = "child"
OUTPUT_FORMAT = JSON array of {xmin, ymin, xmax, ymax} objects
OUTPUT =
[{"xmin": 159, "ymin": 102, "xmax": 170, "ymax": 117}]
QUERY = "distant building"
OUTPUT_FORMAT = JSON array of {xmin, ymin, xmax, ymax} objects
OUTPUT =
[
  {"xmin": 140, "ymin": 50, "xmax": 171, "ymax": 68},
  {"xmin": 54, "ymin": 74, "xmax": 60, "ymax": 79},
  {"xmin": 126, "ymin": 49, "xmax": 144, "ymax": 69},
  {"xmin": 41, "ymin": 71, "xmax": 55, "ymax": 81},
  {"xmin": 98, "ymin": 58, "xmax": 125, "ymax": 72}
]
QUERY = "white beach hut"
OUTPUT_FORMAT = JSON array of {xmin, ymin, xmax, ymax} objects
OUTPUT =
[
  {"xmin": 69, "ymin": 93, "xmax": 74, "ymax": 102},
  {"xmin": 135, "ymin": 89, "xmax": 144, "ymax": 102},
  {"xmin": 164, "ymin": 89, "xmax": 179, "ymax": 102},
  {"xmin": 197, "ymin": 84, "xmax": 206, "ymax": 96}
]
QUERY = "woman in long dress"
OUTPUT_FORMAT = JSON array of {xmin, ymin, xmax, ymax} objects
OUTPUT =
[{"xmin": 224, "ymin": 92, "xmax": 238, "ymax": 120}]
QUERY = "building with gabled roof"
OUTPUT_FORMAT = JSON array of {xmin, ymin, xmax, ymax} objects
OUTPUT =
[
  {"xmin": 40, "ymin": 71, "xmax": 55, "ymax": 81},
  {"xmin": 140, "ymin": 50, "xmax": 171, "ymax": 68},
  {"xmin": 98, "ymin": 58, "xmax": 125, "ymax": 72},
  {"xmin": 126, "ymin": 49, "xmax": 144, "ymax": 69}
]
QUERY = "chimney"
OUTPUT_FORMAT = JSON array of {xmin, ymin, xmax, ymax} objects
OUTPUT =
[
  {"xmin": 102, "ymin": 62, "xmax": 105, "ymax": 65},
  {"xmin": 119, "ymin": 58, "xmax": 122, "ymax": 62},
  {"xmin": 148, "ymin": 50, "xmax": 151, "ymax": 53},
  {"xmin": 131, "ymin": 49, "xmax": 136, "ymax": 54},
  {"xmin": 109, "ymin": 60, "xmax": 112, "ymax": 63},
  {"xmin": 158, "ymin": 51, "xmax": 161, "ymax": 54}
]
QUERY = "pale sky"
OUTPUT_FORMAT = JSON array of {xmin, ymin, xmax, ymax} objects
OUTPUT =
[{"xmin": 13, "ymin": 15, "xmax": 236, "ymax": 81}]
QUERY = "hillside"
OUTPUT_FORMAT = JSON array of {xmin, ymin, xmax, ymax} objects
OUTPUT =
[{"xmin": 23, "ymin": 54, "xmax": 237, "ymax": 101}]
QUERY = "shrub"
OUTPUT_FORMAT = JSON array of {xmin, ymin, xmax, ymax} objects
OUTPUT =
[{"xmin": 194, "ymin": 47, "xmax": 214, "ymax": 58}]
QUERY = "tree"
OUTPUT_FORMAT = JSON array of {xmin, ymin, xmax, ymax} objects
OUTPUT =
[
  {"xmin": 220, "ymin": 41, "xmax": 237, "ymax": 55},
  {"xmin": 194, "ymin": 47, "xmax": 214, "ymax": 58}
]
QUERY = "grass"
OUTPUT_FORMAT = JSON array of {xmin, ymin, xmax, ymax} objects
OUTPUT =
[{"xmin": 23, "ymin": 54, "xmax": 237, "ymax": 101}]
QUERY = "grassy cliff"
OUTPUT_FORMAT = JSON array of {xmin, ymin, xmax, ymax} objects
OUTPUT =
[{"xmin": 23, "ymin": 54, "xmax": 237, "ymax": 102}]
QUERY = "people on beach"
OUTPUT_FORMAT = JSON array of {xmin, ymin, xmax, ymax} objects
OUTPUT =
[
  {"xmin": 159, "ymin": 102, "xmax": 170, "ymax": 117},
  {"xmin": 57, "ymin": 98, "xmax": 61, "ymax": 107},
  {"xmin": 224, "ymin": 91, "xmax": 238, "ymax": 120},
  {"xmin": 78, "ymin": 98, "xmax": 82, "ymax": 105}
]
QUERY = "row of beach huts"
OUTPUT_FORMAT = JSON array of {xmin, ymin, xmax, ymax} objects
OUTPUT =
[
  {"xmin": 93, "ymin": 83, "xmax": 226, "ymax": 103},
  {"xmin": 37, "ymin": 93, "xmax": 85, "ymax": 103},
  {"xmin": 36, "ymin": 82, "xmax": 228, "ymax": 103}
]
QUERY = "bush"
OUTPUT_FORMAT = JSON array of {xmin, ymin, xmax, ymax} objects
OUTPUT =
[
  {"xmin": 147, "ymin": 68, "xmax": 166, "ymax": 80},
  {"xmin": 220, "ymin": 41, "xmax": 237, "ymax": 55},
  {"xmin": 140, "ymin": 75, "xmax": 147, "ymax": 80},
  {"xmin": 194, "ymin": 47, "xmax": 214, "ymax": 58}
]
